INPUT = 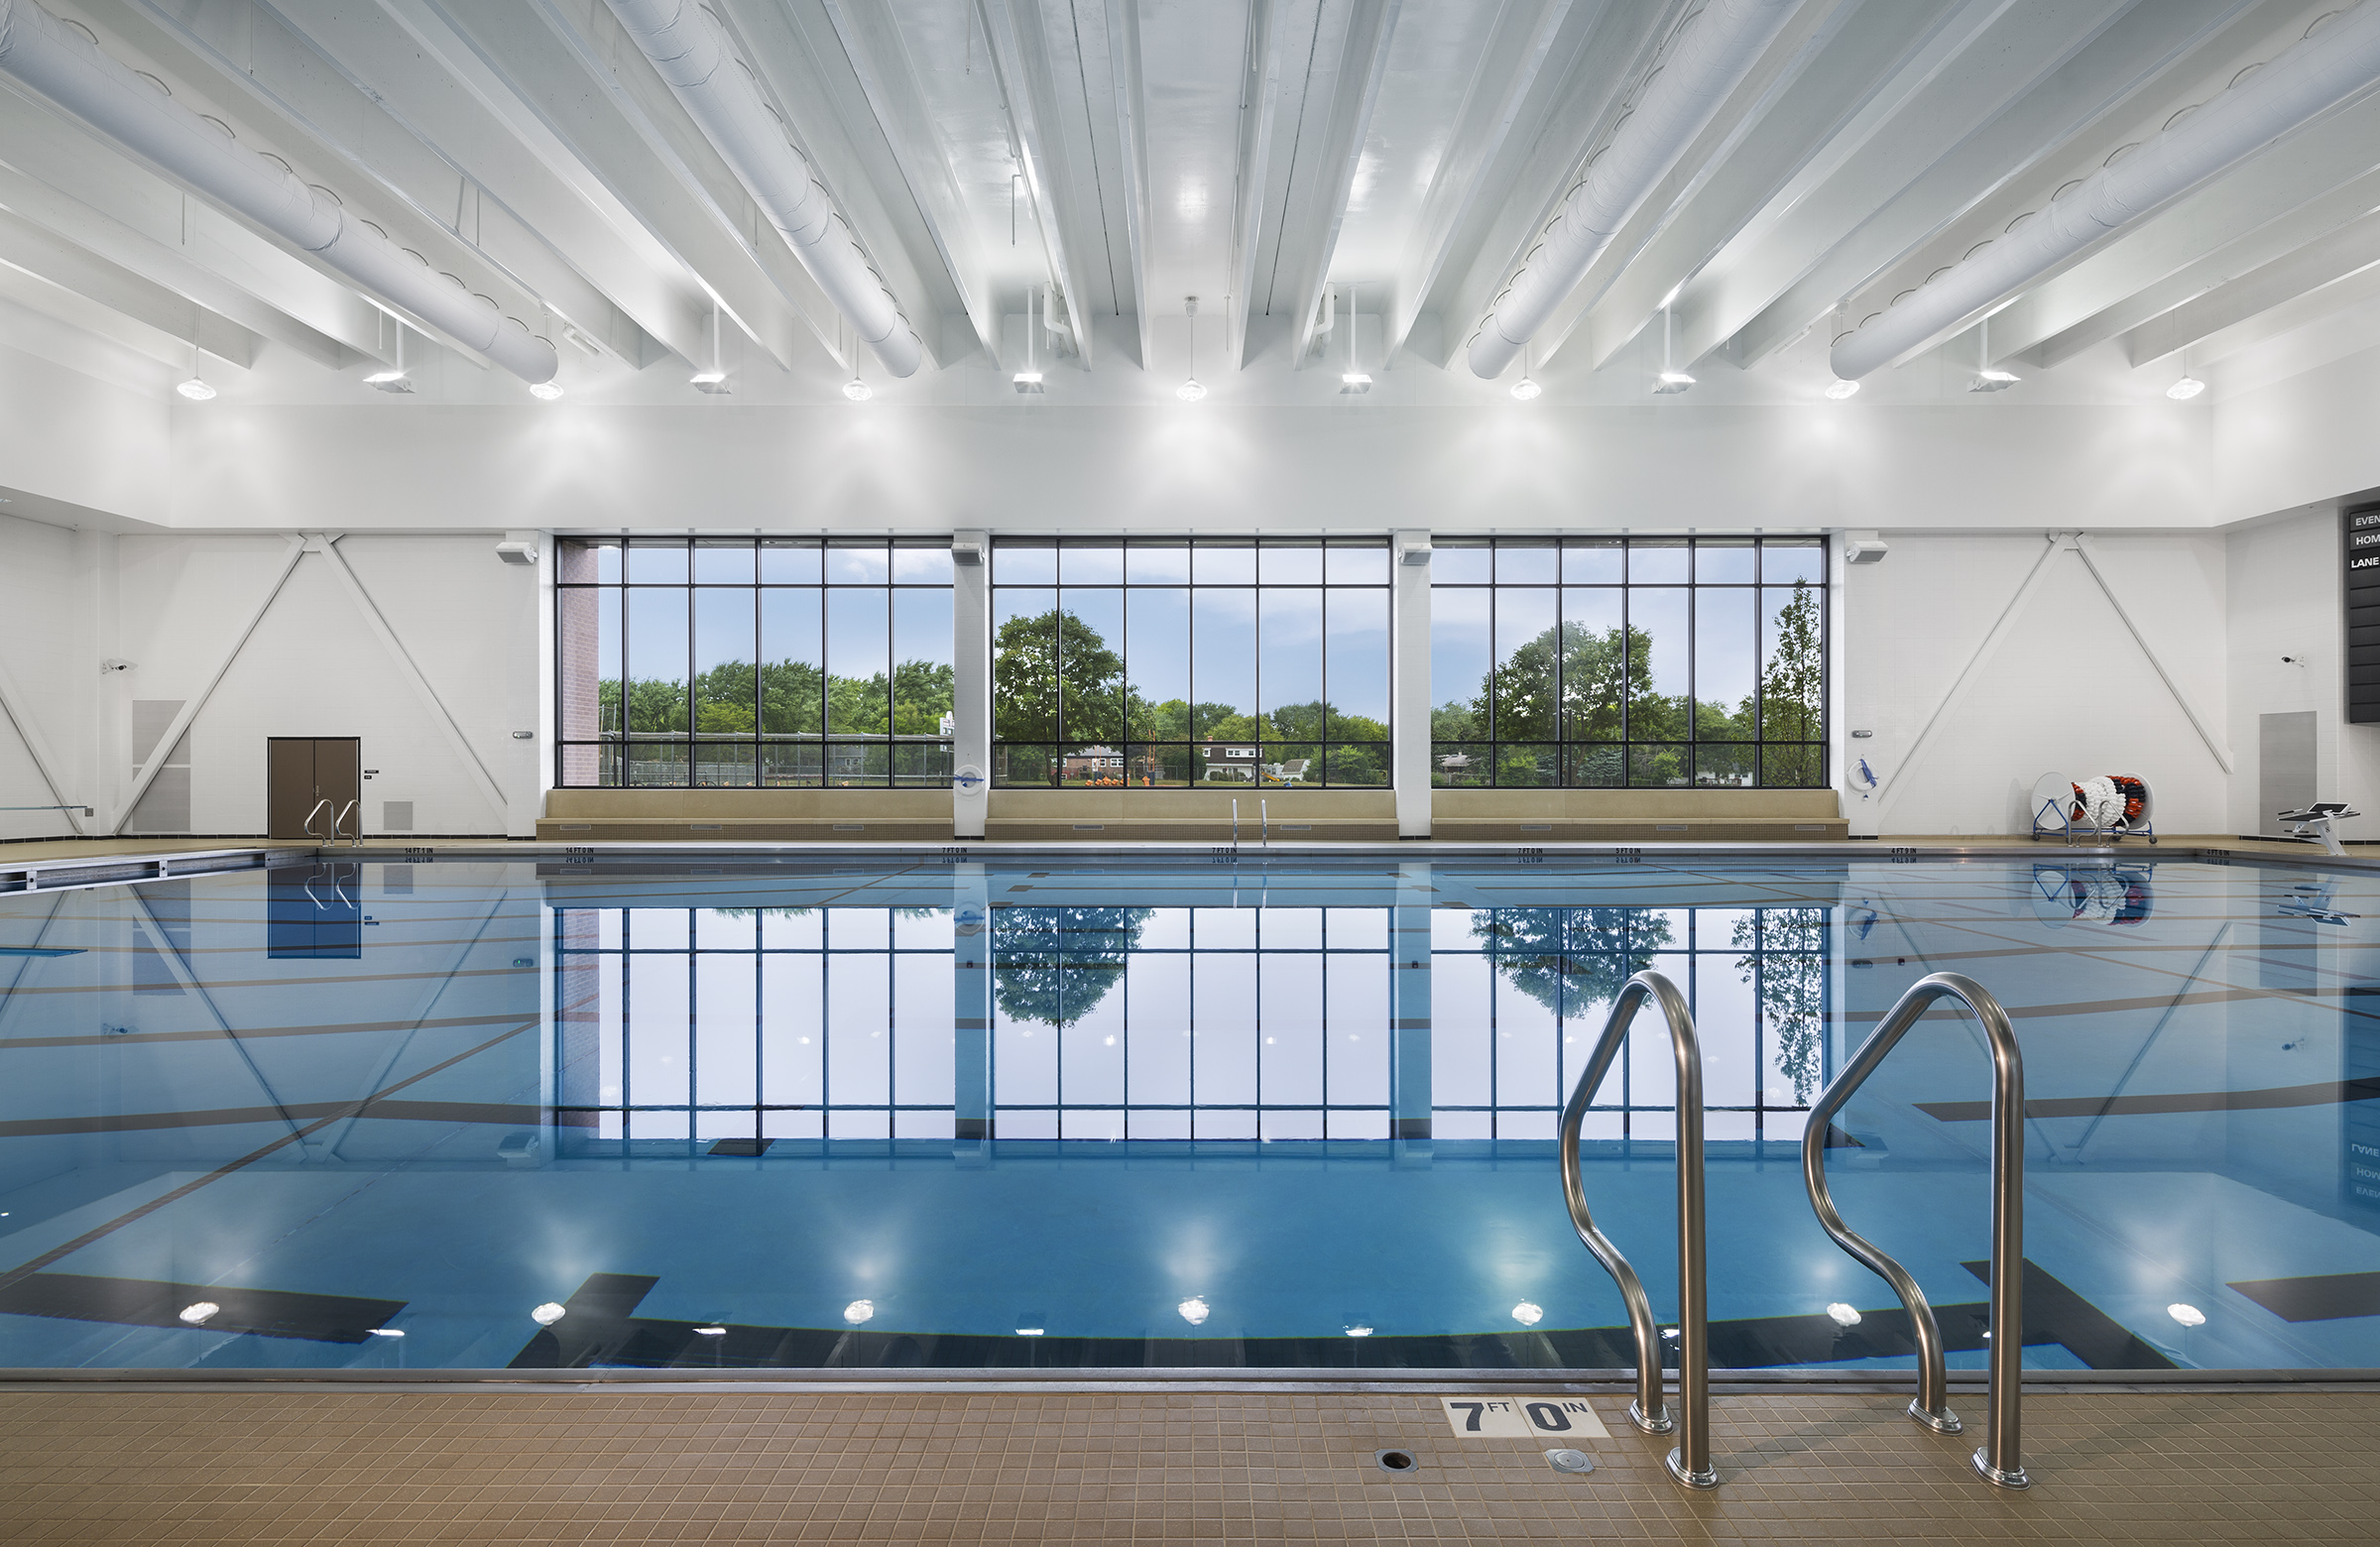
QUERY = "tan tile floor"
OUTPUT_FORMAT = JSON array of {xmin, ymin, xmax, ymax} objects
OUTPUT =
[{"xmin": 0, "ymin": 1386, "xmax": 2372, "ymax": 1544}]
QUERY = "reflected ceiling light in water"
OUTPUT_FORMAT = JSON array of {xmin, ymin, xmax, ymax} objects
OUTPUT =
[
  {"xmin": 1015, "ymin": 1328, "xmax": 1045, "ymax": 1337},
  {"xmin": 844, "ymin": 1299, "xmax": 876, "ymax": 1324},
  {"xmin": 1660, "ymin": 1327, "xmax": 1680, "ymax": 1341},
  {"xmin": 1344, "ymin": 1325, "xmax": 1374, "ymax": 1338},
  {"xmin": 531, "ymin": 1302, "xmax": 567, "ymax": 1326},
  {"xmin": 2167, "ymin": 1303, "xmax": 2206, "ymax": 1328},
  {"xmin": 1826, "ymin": 1303, "xmax": 1861, "ymax": 1327},
  {"xmin": 1177, "ymin": 1296, "xmax": 1210, "ymax": 1326},
  {"xmin": 178, "ymin": 1301, "xmax": 220, "ymax": 1325},
  {"xmin": 693, "ymin": 1325, "xmax": 728, "ymax": 1337},
  {"xmin": 1510, "ymin": 1301, "xmax": 1542, "ymax": 1326},
  {"xmin": 367, "ymin": 1328, "xmax": 407, "ymax": 1339}
]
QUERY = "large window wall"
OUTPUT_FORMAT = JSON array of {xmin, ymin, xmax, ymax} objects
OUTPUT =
[
  {"xmin": 991, "ymin": 539, "xmax": 1391, "ymax": 788},
  {"xmin": 554, "ymin": 537, "xmax": 953, "ymax": 787},
  {"xmin": 1430, "ymin": 537, "xmax": 1827, "ymax": 787}
]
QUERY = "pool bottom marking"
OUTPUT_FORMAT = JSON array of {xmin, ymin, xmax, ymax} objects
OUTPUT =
[{"xmin": 0, "ymin": 1271, "xmax": 402, "ymax": 1342}]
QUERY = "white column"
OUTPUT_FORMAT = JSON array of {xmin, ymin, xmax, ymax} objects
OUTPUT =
[
  {"xmin": 1393, "ymin": 532, "xmax": 1432, "ymax": 838},
  {"xmin": 952, "ymin": 531, "xmax": 991, "ymax": 840}
]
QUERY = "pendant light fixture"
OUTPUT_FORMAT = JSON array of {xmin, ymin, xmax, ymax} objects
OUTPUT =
[
  {"xmin": 1176, "ymin": 296, "xmax": 1206, "ymax": 401},
  {"xmin": 2166, "ymin": 344, "xmax": 2204, "ymax": 400},
  {"xmin": 1510, "ymin": 341, "xmax": 1540, "ymax": 400},
  {"xmin": 691, "ymin": 302, "xmax": 731, "ymax": 393},
  {"xmin": 1824, "ymin": 377, "xmax": 1858, "ymax": 400},
  {"xmin": 366, "ymin": 319, "xmax": 413, "ymax": 394},
  {"xmin": 1339, "ymin": 283, "xmax": 1370, "ymax": 394},
  {"xmin": 1967, "ymin": 314, "xmax": 2018, "ymax": 393},
  {"xmin": 1652, "ymin": 302, "xmax": 1693, "ymax": 394},
  {"xmin": 1013, "ymin": 286, "xmax": 1045, "ymax": 393},
  {"xmin": 174, "ymin": 334, "xmax": 215, "ymax": 400}
]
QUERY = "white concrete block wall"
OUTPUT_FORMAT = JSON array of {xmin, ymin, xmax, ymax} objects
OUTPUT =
[{"xmin": 2226, "ymin": 511, "xmax": 2380, "ymax": 840}]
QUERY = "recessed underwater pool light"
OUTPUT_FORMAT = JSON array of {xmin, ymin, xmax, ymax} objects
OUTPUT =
[
  {"xmin": 2167, "ymin": 1303, "xmax": 2206, "ymax": 1328},
  {"xmin": 843, "ymin": 1299, "xmax": 875, "ymax": 1325},
  {"xmin": 178, "ymin": 1301, "xmax": 221, "ymax": 1325},
  {"xmin": 693, "ymin": 1325, "xmax": 728, "ymax": 1337},
  {"xmin": 1826, "ymin": 1303, "xmax": 1861, "ymax": 1327},
  {"xmin": 1345, "ymin": 1325, "xmax": 1374, "ymax": 1338},
  {"xmin": 1015, "ymin": 1327, "xmax": 1045, "ymax": 1337},
  {"xmin": 1177, "ymin": 1296, "xmax": 1210, "ymax": 1326},
  {"xmin": 1510, "ymin": 1301, "xmax": 1543, "ymax": 1327},
  {"xmin": 1824, "ymin": 378, "xmax": 1859, "ymax": 401},
  {"xmin": 530, "ymin": 1302, "xmax": 567, "ymax": 1326}
]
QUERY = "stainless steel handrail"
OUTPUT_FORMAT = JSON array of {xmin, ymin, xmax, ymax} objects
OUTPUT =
[
  {"xmin": 1556, "ymin": 969, "xmax": 1716, "ymax": 1490},
  {"xmin": 335, "ymin": 799, "xmax": 361, "ymax": 847},
  {"xmin": 1803, "ymin": 970, "xmax": 2028, "ymax": 1489},
  {"xmin": 301, "ymin": 798, "xmax": 333, "ymax": 842}
]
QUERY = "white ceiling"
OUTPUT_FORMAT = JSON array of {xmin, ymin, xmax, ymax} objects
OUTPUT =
[{"xmin": 3, "ymin": 0, "xmax": 2379, "ymax": 411}]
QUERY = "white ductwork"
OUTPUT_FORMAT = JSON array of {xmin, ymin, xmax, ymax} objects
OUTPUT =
[
  {"xmin": 603, "ymin": 0, "xmax": 922, "ymax": 378},
  {"xmin": 1833, "ymin": 0, "xmax": 2380, "ymax": 380},
  {"xmin": 0, "ymin": 0, "xmax": 557, "ymax": 384},
  {"xmin": 1467, "ymin": 0, "xmax": 1802, "ymax": 380}
]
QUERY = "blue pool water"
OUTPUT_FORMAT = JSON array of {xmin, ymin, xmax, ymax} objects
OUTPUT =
[{"xmin": 0, "ymin": 852, "xmax": 2373, "ymax": 1373}]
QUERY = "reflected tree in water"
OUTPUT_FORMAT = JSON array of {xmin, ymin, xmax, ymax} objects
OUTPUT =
[
  {"xmin": 994, "ymin": 905, "xmax": 1154, "ymax": 1027},
  {"xmin": 1734, "ymin": 907, "xmax": 1827, "ymax": 1102},
  {"xmin": 1470, "ymin": 907, "xmax": 1677, "ymax": 1017}
]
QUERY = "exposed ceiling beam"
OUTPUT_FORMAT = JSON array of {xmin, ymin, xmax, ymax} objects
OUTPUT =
[
  {"xmin": 2024, "ymin": 166, "xmax": 2380, "ymax": 366},
  {"xmin": 1720, "ymin": 0, "xmax": 2252, "ymax": 367},
  {"xmin": 1281, "ymin": 0, "xmax": 1400, "ymax": 371},
  {"xmin": 1106, "ymin": 0, "xmax": 1155, "ymax": 371},
  {"xmin": 973, "ymin": 0, "xmax": 1097, "ymax": 368},
  {"xmin": 1227, "ymin": 0, "xmax": 1295, "ymax": 371},
  {"xmin": 2124, "ymin": 205, "xmax": 2380, "ymax": 364},
  {"xmin": 1570, "ymin": 0, "xmax": 1953, "ymax": 372},
  {"xmin": 0, "ymin": 205, "xmax": 259, "ymax": 365},
  {"xmin": 2173, "ymin": 251, "xmax": 2380, "ymax": 362}
]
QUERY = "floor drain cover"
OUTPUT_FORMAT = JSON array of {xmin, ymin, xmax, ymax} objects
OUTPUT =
[
  {"xmin": 1545, "ymin": 1448, "xmax": 1594, "ymax": 1474},
  {"xmin": 1374, "ymin": 1449, "xmax": 1418, "ymax": 1475}
]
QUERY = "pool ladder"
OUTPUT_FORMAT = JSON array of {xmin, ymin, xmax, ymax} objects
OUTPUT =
[{"xmin": 1559, "ymin": 968, "xmax": 2029, "ymax": 1491}]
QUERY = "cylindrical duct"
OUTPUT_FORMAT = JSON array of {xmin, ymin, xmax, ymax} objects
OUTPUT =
[
  {"xmin": 1468, "ymin": 0, "xmax": 1802, "ymax": 380},
  {"xmin": 604, "ymin": 0, "xmax": 923, "ymax": 378},
  {"xmin": 1832, "ymin": 0, "xmax": 2380, "ymax": 380},
  {"xmin": 0, "ymin": 0, "xmax": 557, "ymax": 383}
]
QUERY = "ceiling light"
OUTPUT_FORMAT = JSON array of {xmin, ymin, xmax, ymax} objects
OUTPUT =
[
  {"xmin": 1012, "ymin": 369, "xmax": 1042, "ymax": 393},
  {"xmin": 1340, "ymin": 372, "xmax": 1371, "ymax": 394},
  {"xmin": 692, "ymin": 300, "xmax": 731, "ymax": 393},
  {"xmin": 843, "ymin": 1298, "xmax": 875, "ymax": 1324},
  {"xmin": 1824, "ymin": 378, "xmax": 1859, "ymax": 400},
  {"xmin": 530, "ymin": 1302, "xmax": 567, "ymax": 1326},
  {"xmin": 1510, "ymin": 1301, "xmax": 1543, "ymax": 1326},
  {"xmin": 368, "ymin": 320, "xmax": 412, "ymax": 392},
  {"xmin": 692, "ymin": 1325, "xmax": 728, "ymax": 1337},
  {"xmin": 1177, "ymin": 1295, "xmax": 1210, "ymax": 1325},
  {"xmin": 529, "ymin": 381, "xmax": 564, "ymax": 401},
  {"xmin": 1967, "ymin": 314, "xmax": 2016, "ymax": 393},
  {"xmin": 843, "ymin": 376, "xmax": 873, "ymax": 402},
  {"xmin": 2167, "ymin": 1303, "xmax": 2206, "ymax": 1328},
  {"xmin": 1653, "ymin": 371, "xmax": 1696, "ymax": 395},
  {"xmin": 1510, "ymin": 376, "xmax": 1541, "ymax": 401},
  {"xmin": 1826, "ymin": 1302, "xmax": 1862, "ymax": 1327},
  {"xmin": 1178, "ymin": 295, "xmax": 1205, "ymax": 402},
  {"xmin": 1015, "ymin": 285, "xmax": 1047, "ymax": 393},
  {"xmin": 176, "ymin": 377, "xmax": 217, "ymax": 401},
  {"xmin": 1176, "ymin": 378, "xmax": 1206, "ymax": 402},
  {"xmin": 178, "ymin": 1301, "xmax": 221, "ymax": 1325},
  {"xmin": 2166, "ymin": 376, "xmax": 2204, "ymax": 400}
]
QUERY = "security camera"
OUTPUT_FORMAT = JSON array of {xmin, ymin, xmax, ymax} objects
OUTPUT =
[{"xmin": 99, "ymin": 658, "xmax": 134, "ymax": 673}]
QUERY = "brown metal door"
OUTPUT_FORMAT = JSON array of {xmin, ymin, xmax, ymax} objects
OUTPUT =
[{"xmin": 267, "ymin": 738, "xmax": 362, "ymax": 840}]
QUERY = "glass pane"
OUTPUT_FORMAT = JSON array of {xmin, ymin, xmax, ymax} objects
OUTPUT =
[
  {"xmin": 1491, "ymin": 588, "xmax": 1558, "ymax": 742},
  {"xmin": 1695, "ymin": 539, "xmax": 1754, "ymax": 584},
  {"xmin": 760, "ymin": 539, "xmax": 821, "ymax": 585},
  {"xmin": 625, "ymin": 588, "xmax": 688, "ymax": 735},
  {"xmin": 1324, "ymin": 542, "xmax": 1389, "ymax": 585},
  {"xmin": 1761, "ymin": 744, "xmax": 1825, "ymax": 786},
  {"xmin": 892, "ymin": 740, "xmax": 953, "ymax": 787},
  {"xmin": 1562, "ymin": 539, "xmax": 1621, "ymax": 584},
  {"xmin": 760, "ymin": 590, "xmax": 823, "ymax": 736},
  {"xmin": 996, "ymin": 743, "xmax": 1058, "ymax": 787},
  {"xmin": 1628, "ymin": 588, "xmax": 1689, "ymax": 743},
  {"xmin": 1191, "ymin": 541, "xmax": 1255, "ymax": 585},
  {"xmin": 825, "ymin": 540, "xmax": 889, "ymax": 585},
  {"xmin": 1430, "ymin": 587, "xmax": 1489, "ymax": 749},
  {"xmin": 1760, "ymin": 585, "xmax": 1826, "ymax": 744},
  {"xmin": 1323, "ymin": 589, "xmax": 1389, "ymax": 739},
  {"xmin": 1128, "ymin": 588, "xmax": 1191, "ymax": 740},
  {"xmin": 693, "ymin": 540, "xmax": 756, "ymax": 584},
  {"xmin": 826, "ymin": 588, "xmax": 889, "ymax": 733},
  {"xmin": 993, "ymin": 590, "xmax": 1060, "ymax": 742},
  {"xmin": 1493, "ymin": 744, "xmax": 1557, "ymax": 787},
  {"xmin": 822, "ymin": 742, "xmax": 889, "ymax": 783},
  {"xmin": 693, "ymin": 740, "xmax": 757, "ymax": 787},
  {"xmin": 1628, "ymin": 743, "xmax": 1687, "ymax": 787},
  {"xmin": 1559, "ymin": 589, "xmax": 1623, "ymax": 742},
  {"xmin": 693, "ymin": 589, "xmax": 756, "ymax": 738},
  {"xmin": 1695, "ymin": 587, "xmax": 1755, "ymax": 740},
  {"xmin": 1125, "ymin": 742, "xmax": 1193, "ymax": 786},
  {"xmin": 1494, "ymin": 541, "xmax": 1556, "ymax": 585},
  {"xmin": 625, "ymin": 539, "xmax": 687, "ymax": 584},
  {"xmin": 1125, "ymin": 541, "xmax": 1190, "ymax": 584},
  {"xmin": 1432, "ymin": 542, "xmax": 1492, "ymax": 585},
  {"xmin": 997, "ymin": 543, "xmax": 1057, "ymax": 586},
  {"xmin": 1257, "ymin": 541, "xmax": 1322, "ymax": 585},
  {"xmin": 1323, "ymin": 742, "xmax": 1388, "ymax": 786},
  {"xmin": 1628, "ymin": 539, "xmax": 1688, "ymax": 584},
  {"xmin": 1432, "ymin": 742, "xmax": 1487, "ymax": 786},
  {"xmin": 761, "ymin": 739, "xmax": 820, "ymax": 786},
  {"xmin": 892, "ymin": 588, "xmax": 953, "ymax": 737},
  {"xmin": 1190, "ymin": 589, "xmax": 1256, "ymax": 737},
  {"xmin": 1060, "ymin": 741, "xmax": 1130, "ymax": 786},
  {"xmin": 1060, "ymin": 589, "xmax": 1128, "ymax": 742},
  {"xmin": 1563, "ymin": 744, "xmax": 1624, "ymax": 787},
  {"xmin": 892, "ymin": 543, "xmax": 953, "ymax": 584},
  {"xmin": 1762, "ymin": 540, "xmax": 1825, "ymax": 585},
  {"xmin": 1695, "ymin": 743, "xmax": 1754, "ymax": 786},
  {"xmin": 1257, "ymin": 589, "xmax": 1322, "ymax": 729},
  {"xmin": 1261, "ymin": 738, "xmax": 1320, "ymax": 786},
  {"xmin": 1059, "ymin": 543, "xmax": 1124, "ymax": 585},
  {"xmin": 627, "ymin": 742, "xmax": 688, "ymax": 785}
]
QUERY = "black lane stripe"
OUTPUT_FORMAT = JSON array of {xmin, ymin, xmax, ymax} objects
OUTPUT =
[
  {"xmin": 0, "ymin": 1272, "xmax": 402, "ymax": 1343},
  {"xmin": 0, "ymin": 1018, "xmax": 538, "ymax": 1293},
  {"xmin": 0, "ymin": 1099, "xmax": 545, "ymax": 1138},
  {"xmin": 1961, "ymin": 1259, "xmax": 2176, "ymax": 1370},
  {"xmin": 0, "ymin": 1012, "xmax": 534, "ymax": 1051},
  {"xmin": 2225, "ymin": 1270, "xmax": 2380, "ymax": 1323},
  {"xmin": 1919, "ymin": 1077, "xmax": 2380, "ymax": 1122}
]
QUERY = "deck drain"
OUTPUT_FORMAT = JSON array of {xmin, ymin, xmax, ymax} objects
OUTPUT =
[
  {"xmin": 1374, "ymin": 1449, "xmax": 1418, "ymax": 1475},
  {"xmin": 1545, "ymin": 1449, "xmax": 1594, "ymax": 1475}
]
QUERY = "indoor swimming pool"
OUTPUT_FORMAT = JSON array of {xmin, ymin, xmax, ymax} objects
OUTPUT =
[{"xmin": 0, "ymin": 852, "xmax": 2372, "ymax": 1375}]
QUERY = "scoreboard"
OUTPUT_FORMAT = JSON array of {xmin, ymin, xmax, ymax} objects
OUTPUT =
[{"xmin": 2351, "ymin": 505, "xmax": 2380, "ymax": 725}]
